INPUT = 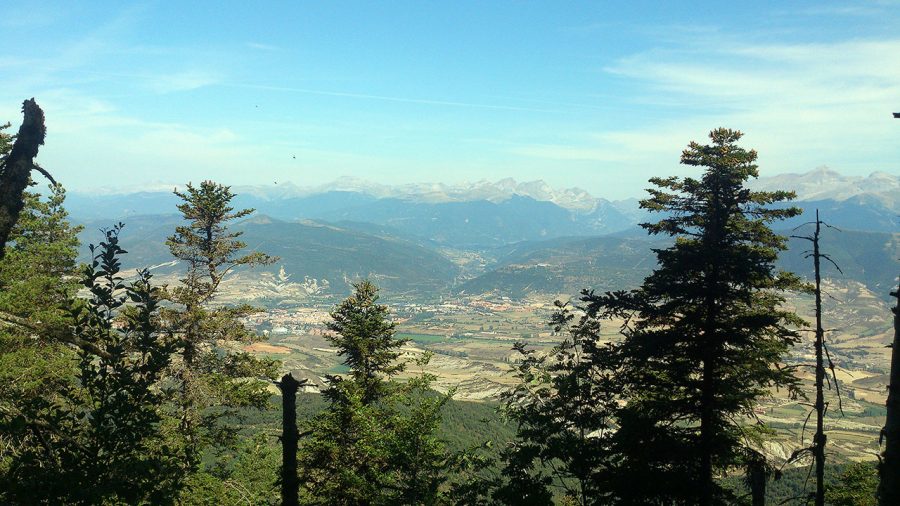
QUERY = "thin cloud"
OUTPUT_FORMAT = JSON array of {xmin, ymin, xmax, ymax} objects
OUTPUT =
[
  {"xmin": 247, "ymin": 42, "xmax": 281, "ymax": 51},
  {"xmin": 220, "ymin": 82, "xmax": 565, "ymax": 114},
  {"xmin": 797, "ymin": 1, "xmax": 898, "ymax": 17},
  {"xmin": 606, "ymin": 38, "xmax": 900, "ymax": 107},
  {"xmin": 0, "ymin": 2, "xmax": 68, "ymax": 28},
  {"xmin": 146, "ymin": 70, "xmax": 222, "ymax": 93},
  {"xmin": 513, "ymin": 34, "xmax": 900, "ymax": 182}
]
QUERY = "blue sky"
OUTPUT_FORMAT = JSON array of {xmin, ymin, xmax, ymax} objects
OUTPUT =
[{"xmin": 2, "ymin": 1, "xmax": 898, "ymax": 199}]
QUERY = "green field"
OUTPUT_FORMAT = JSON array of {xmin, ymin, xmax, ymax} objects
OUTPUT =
[{"xmin": 396, "ymin": 332, "xmax": 451, "ymax": 344}]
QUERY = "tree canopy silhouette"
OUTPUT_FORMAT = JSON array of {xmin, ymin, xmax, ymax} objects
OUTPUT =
[{"xmin": 586, "ymin": 128, "xmax": 805, "ymax": 505}]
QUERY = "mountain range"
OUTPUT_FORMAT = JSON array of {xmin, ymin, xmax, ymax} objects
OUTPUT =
[
  {"xmin": 68, "ymin": 189, "xmax": 638, "ymax": 249},
  {"xmin": 76, "ymin": 214, "xmax": 459, "ymax": 297},
  {"xmin": 70, "ymin": 168, "xmax": 898, "ymax": 298},
  {"xmin": 748, "ymin": 167, "xmax": 898, "ymax": 209},
  {"xmin": 458, "ymin": 228, "xmax": 899, "ymax": 299}
]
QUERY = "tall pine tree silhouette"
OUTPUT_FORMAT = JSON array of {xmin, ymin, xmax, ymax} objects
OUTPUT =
[{"xmin": 591, "ymin": 128, "xmax": 805, "ymax": 504}]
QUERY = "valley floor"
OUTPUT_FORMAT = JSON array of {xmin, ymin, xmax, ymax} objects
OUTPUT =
[{"xmin": 193, "ymin": 273, "xmax": 895, "ymax": 464}]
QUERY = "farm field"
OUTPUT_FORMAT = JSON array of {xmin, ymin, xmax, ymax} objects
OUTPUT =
[{"xmin": 229, "ymin": 277, "xmax": 895, "ymax": 463}]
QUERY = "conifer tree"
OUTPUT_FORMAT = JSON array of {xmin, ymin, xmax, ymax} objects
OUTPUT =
[
  {"xmin": 0, "ymin": 184, "xmax": 81, "ymax": 330},
  {"xmin": 164, "ymin": 180, "xmax": 278, "ymax": 472},
  {"xmin": 298, "ymin": 280, "xmax": 451, "ymax": 505},
  {"xmin": 0, "ymin": 100, "xmax": 53, "ymax": 261},
  {"xmin": 325, "ymin": 280, "xmax": 406, "ymax": 404},
  {"xmin": 589, "ymin": 128, "xmax": 805, "ymax": 504},
  {"xmin": 0, "ymin": 183, "xmax": 83, "ymax": 502}
]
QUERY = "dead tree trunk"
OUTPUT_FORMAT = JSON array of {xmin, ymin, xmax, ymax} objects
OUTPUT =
[
  {"xmin": 812, "ymin": 212, "xmax": 826, "ymax": 506},
  {"xmin": 792, "ymin": 210, "xmax": 842, "ymax": 506},
  {"xmin": 880, "ymin": 279, "xmax": 900, "ymax": 506},
  {"xmin": 279, "ymin": 373, "xmax": 300, "ymax": 506},
  {"xmin": 0, "ymin": 99, "xmax": 50, "ymax": 261}
]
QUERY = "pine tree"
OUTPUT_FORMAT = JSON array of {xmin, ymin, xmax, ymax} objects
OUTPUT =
[
  {"xmin": 0, "ymin": 183, "xmax": 81, "ymax": 329},
  {"xmin": 0, "ymin": 183, "xmax": 83, "ymax": 501},
  {"xmin": 0, "ymin": 99, "xmax": 55, "ymax": 261},
  {"xmin": 164, "ymin": 180, "xmax": 278, "ymax": 473},
  {"xmin": 589, "ymin": 128, "xmax": 805, "ymax": 504},
  {"xmin": 298, "ymin": 281, "xmax": 452, "ymax": 505},
  {"xmin": 324, "ymin": 280, "xmax": 406, "ymax": 404}
]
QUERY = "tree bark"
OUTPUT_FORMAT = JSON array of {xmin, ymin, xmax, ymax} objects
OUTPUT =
[
  {"xmin": 699, "ymin": 186, "xmax": 724, "ymax": 506},
  {"xmin": 280, "ymin": 373, "xmax": 300, "ymax": 506},
  {"xmin": 700, "ymin": 349, "xmax": 716, "ymax": 506},
  {"xmin": 747, "ymin": 456, "xmax": 767, "ymax": 506},
  {"xmin": 879, "ymin": 278, "xmax": 900, "ymax": 505},
  {"xmin": 0, "ymin": 99, "xmax": 47, "ymax": 261}
]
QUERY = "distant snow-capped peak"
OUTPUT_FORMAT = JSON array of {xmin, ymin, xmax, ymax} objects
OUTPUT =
[
  {"xmin": 233, "ymin": 176, "xmax": 603, "ymax": 211},
  {"xmin": 750, "ymin": 166, "xmax": 898, "ymax": 209}
]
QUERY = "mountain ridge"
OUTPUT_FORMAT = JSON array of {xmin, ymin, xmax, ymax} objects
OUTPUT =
[
  {"xmin": 66, "ymin": 168, "xmax": 898, "ymax": 251},
  {"xmin": 75, "ymin": 214, "xmax": 461, "ymax": 298},
  {"xmin": 71, "ymin": 168, "xmax": 899, "ymax": 213}
]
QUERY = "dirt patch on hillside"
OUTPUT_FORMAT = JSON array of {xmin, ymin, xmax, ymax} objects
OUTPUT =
[{"xmin": 244, "ymin": 342, "xmax": 292, "ymax": 354}]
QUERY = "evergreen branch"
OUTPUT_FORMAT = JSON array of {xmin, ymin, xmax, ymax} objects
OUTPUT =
[{"xmin": 0, "ymin": 310, "xmax": 112, "ymax": 359}]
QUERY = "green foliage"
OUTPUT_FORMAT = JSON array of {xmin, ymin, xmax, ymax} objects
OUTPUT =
[
  {"xmin": 299, "ymin": 381, "xmax": 398, "ymax": 505},
  {"xmin": 0, "ymin": 185, "xmax": 84, "ymax": 458},
  {"xmin": 0, "ymin": 183, "xmax": 81, "ymax": 323},
  {"xmin": 721, "ymin": 461, "xmax": 878, "ymax": 505},
  {"xmin": 299, "ymin": 281, "xmax": 452, "ymax": 505},
  {"xmin": 168, "ymin": 180, "xmax": 272, "ymax": 306},
  {"xmin": 496, "ymin": 301, "xmax": 622, "ymax": 505},
  {"xmin": 827, "ymin": 462, "xmax": 878, "ymax": 506},
  {"xmin": 492, "ymin": 443, "xmax": 554, "ymax": 506},
  {"xmin": 326, "ymin": 279, "xmax": 407, "ymax": 403},
  {"xmin": 0, "ymin": 121, "xmax": 12, "ymax": 157},
  {"xmin": 2, "ymin": 224, "xmax": 179, "ymax": 504},
  {"xmin": 163, "ymin": 180, "xmax": 279, "ymax": 473},
  {"xmin": 0, "ymin": 183, "xmax": 82, "ymax": 503},
  {"xmin": 387, "ymin": 363, "xmax": 454, "ymax": 504},
  {"xmin": 67, "ymin": 225, "xmax": 179, "ymax": 503},
  {"xmin": 585, "ymin": 128, "xmax": 805, "ymax": 504},
  {"xmin": 178, "ymin": 433, "xmax": 281, "ymax": 505}
]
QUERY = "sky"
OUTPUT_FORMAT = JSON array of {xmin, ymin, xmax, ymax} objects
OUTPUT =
[{"xmin": 1, "ymin": 1, "xmax": 899, "ymax": 200}]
